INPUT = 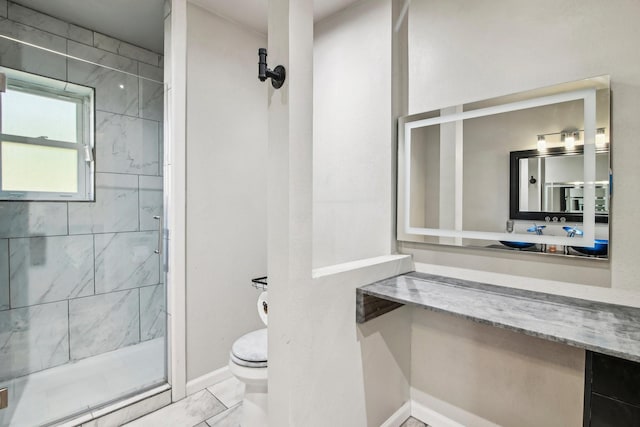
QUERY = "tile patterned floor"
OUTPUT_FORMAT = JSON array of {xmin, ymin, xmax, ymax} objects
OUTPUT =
[
  {"xmin": 123, "ymin": 377, "xmax": 245, "ymax": 427},
  {"xmin": 124, "ymin": 376, "xmax": 428, "ymax": 427},
  {"xmin": 206, "ymin": 378, "xmax": 244, "ymax": 408},
  {"xmin": 400, "ymin": 417, "xmax": 429, "ymax": 427},
  {"xmin": 196, "ymin": 403, "xmax": 242, "ymax": 427}
]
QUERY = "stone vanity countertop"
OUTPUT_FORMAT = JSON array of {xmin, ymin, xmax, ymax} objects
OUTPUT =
[{"xmin": 356, "ymin": 272, "xmax": 640, "ymax": 362}]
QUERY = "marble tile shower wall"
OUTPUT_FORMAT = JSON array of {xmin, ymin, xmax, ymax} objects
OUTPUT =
[{"xmin": 0, "ymin": 1, "xmax": 166, "ymax": 382}]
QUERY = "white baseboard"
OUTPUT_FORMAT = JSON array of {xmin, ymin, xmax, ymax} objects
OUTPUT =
[
  {"xmin": 411, "ymin": 400, "xmax": 465, "ymax": 427},
  {"xmin": 185, "ymin": 366, "xmax": 232, "ymax": 396},
  {"xmin": 410, "ymin": 387, "xmax": 501, "ymax": 427},
  {"xmin": 380, "ymin": 399, "xmax": 463, "ymax": 427},
  {"xmin": 380, "ymin": 401, "xmax": 412, "ymax": 427}
]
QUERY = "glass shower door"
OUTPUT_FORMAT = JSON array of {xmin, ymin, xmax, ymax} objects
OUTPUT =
[{"xmin": 0, "ymin": 8, "xmax": 167, "ymax": 426}]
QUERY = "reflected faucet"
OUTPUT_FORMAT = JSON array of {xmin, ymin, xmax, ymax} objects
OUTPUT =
[
  {"xmin": 527, "ymin": 224, "xmax": 545, "ymax": 235},
  {"xmin": 563, "ymin": 225, "xmax": 583, "ymax": 238}
]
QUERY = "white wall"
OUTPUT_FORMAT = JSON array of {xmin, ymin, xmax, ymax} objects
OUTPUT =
[
  {"xmin": 545, "ymin": 153, "xmax": 609, "ymax": 183},
  {"xmin": 402, "ymin": 1, "xmax": 640, "ymax": 424},
  {"xmin": 312, "ymin": 0, "xmax": 395, "ymax": 268},
  {"xmin": 411, "ymin": 309, "xmax": 585, "ymax": 427},
  {"xmin": 185, "ymin": 3, "xmax": 267, "ymax": 381},
  {"xmin": 410, "ymin": 126, "xmax": 439, "ymax": 230},
  {"xmin": 179, "ymin": 0, "xmax": 640, "ymax": 424},
  {"xmin": 268, "ymin": 0, "xmax": 413, "ymax": 425},
  {"xmin": 280, "ymin": 258, "xmax": 414, "ymax": 427}
]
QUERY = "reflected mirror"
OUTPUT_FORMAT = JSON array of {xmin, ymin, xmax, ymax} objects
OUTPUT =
[
  {"xmin": 510, "ymin": 146, "xmax": 609, "ymax": 223},
  {"xmin": 397, "ymin": 76, "xmax": 610, "ymax": 259}
]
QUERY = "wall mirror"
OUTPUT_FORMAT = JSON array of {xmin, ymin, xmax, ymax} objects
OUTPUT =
[{"xmin": 397, "ymin": 76, "xmax": 610, "ymax": 258}]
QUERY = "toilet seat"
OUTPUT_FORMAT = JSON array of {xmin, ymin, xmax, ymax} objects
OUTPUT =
[
  {"xmin": 230, "ymin": 328, "xmax": 267, "ymax": 368},
  {"xmin": 230, "ymin": 353, "xmax": 267, "ymax": 368}
]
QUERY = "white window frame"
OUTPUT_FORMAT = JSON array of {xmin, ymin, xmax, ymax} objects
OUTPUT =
[{"xmin": 0, "ymin": 67, "xmax": 95, "ymax": 201}]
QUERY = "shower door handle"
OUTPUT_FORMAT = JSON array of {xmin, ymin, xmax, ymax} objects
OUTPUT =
[{"xmin": 154, "ymin": 215, "xmax": 162, "ymax": 254}]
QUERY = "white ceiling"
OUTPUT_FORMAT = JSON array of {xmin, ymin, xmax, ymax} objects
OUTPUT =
[
  {"xmin": 190, "ymin": 0, "xmax": 267, "ymax": 33},
  {"xmin": 192, "ymin": 0, "xmax": 361, "ymax": 34},
  {"xmin": 12, "ymin": 0, "xmax": 361, "ymax": 54}
]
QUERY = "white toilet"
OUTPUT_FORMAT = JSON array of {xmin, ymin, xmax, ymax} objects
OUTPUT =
[{"xmin": 228, "ymin": 292, "xmax": 268, "ymax": 426}]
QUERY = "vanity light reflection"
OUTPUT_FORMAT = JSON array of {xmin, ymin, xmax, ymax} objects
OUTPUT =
[
  {"xmin": 536, "ymin": 128, "xmax": 608, "ymax": 151},
  {"xmin": 537, "ymin": 135, "xmax": 547, "ymax": 151},
  {"xmin": 563, "ymin": 131, "xmax": 577, "ymax": 149},
  {"xmin": 596, "ymin": 128, "xmax": 607, "ymax": 148}
]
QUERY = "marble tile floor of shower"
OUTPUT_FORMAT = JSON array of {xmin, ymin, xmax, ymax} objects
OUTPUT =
[
  {"xmin": 125, "ymin": 375, "xmax": 428, "ymax": 427},
  {"xmin": 0, "ymin": 338, "xmax": 165, "ymax": 427}
]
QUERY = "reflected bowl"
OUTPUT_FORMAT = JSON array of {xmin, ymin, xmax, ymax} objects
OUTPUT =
[
  {"xmin": 499, "ymin": 241, "xmax": 536, "ymax": 249},
  {"xmin": 571, "ymin": 239, "xmax": 608, "ymax": 256}
]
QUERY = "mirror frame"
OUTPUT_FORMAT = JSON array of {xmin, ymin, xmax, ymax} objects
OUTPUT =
[
  {"xmin": 398, "ymin": 83, "xmax": 603, "ymax": 248},
  {"xmin": 509, "ymin": 146, "xmax": 610, "ymax": 224}
]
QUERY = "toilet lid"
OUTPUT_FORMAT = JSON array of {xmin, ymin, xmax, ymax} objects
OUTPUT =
[{"xmin": 231, "ymin": 328, "xmax": 267, "ymax": 366}]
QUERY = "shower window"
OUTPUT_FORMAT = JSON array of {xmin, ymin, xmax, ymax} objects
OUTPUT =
[{"xmin": 0, "ymin": 67, "xmax": 94, "ymax": 201}]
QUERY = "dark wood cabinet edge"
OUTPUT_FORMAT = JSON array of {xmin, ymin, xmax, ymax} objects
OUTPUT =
[{"xmin": 584, "ymin": 350, "xmax": 593, "ymax": 427}]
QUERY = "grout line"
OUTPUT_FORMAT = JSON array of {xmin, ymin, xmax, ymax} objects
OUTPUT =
[
  {"xmin": 138, "ymin": 61, "xmax": 142, "ymax": 119},
  {"xmin": 0, "ymin": 228, "xmax": 144, "ymax": 239},
  {"xmin": 87, "ymin": 281, "xmax": 162, "ymax": 299},
  {"xmin": 96, "ymin": 108, "xmax": 164, "ymax": 125},
  {"xmin": 138, "ymin": 175, "xmax": 141, "ymax": 232},
  {"xmin": 201, "ymin": 388, "xmax": 229, "ymax": 418},
  {"xmin": 210, "ymin": 389, "xmax": 229, "ymax": 410},
  {"xmin": 136, "ymin": 62, "xmax": 142, "ymax": 122},
  {"xmin": 93, "ymin": 32, "xmax": 162, "ymax": 66},
  {"xmin": 93, "ymin": 234, "xmax": 96, "ymax": 295},
  {"xmin": 3, "ymin": 285, "xmax": 159, "ymax": 311},
  {"xmin": 65, "ymin": 39, "xmax": 69, "ymax": 94},
  {"xmin": 138, "ymin": 283, "xmax": 162, "ymax": 290},
  {"xmin": 95, "ymin": 171, "xmax": 162, "ymax": 178},
  {"xmin": 67, "ymin": 299, "xmax": 71, "ymax": 361},
  {"xmin": 5, "ymin": 5, "xmax": 71, "ymax": 45},
  {"xmin": 6, "ymin": 239, "xmax": 11, "ymax": 310},
  {"xmin": 8, "ymin": 1, "xmax": 98, "ymax": 52},
  {"xmin": 138, "ymin": 287, "xmax": 142, "ymax": 342},
  {"xmin": 0, "ymin": 34, "xmax": 162, "ymax": 83}
]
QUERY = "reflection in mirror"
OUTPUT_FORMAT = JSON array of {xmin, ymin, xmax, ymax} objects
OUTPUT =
[
  {"xmin": 511, "ymin": 147, "xmax": 609, "ymax": 223},
  {"xmin": 397, "ymin": 76, "xmax": 610, "ymax": 259}
]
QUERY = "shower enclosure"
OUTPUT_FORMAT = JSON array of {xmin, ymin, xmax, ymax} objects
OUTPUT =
[{"xmin": 0, "ymin": 2, "xmax": 168, "ymax": 425}]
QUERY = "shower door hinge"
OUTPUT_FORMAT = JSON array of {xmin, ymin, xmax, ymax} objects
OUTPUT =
[{"xmin": 0, "ymin": 388, "xmax": 8, "ymax": 409}]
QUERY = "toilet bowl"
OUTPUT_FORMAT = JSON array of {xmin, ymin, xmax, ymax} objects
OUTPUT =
[{"xmin": 229, "ymin": 328, "xmax": 268, "ymax": 427}]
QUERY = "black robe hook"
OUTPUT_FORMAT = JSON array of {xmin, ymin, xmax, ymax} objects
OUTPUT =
[{"xmin": 258, "ymin": 48, "xmax": 286, "ymax": 89}]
